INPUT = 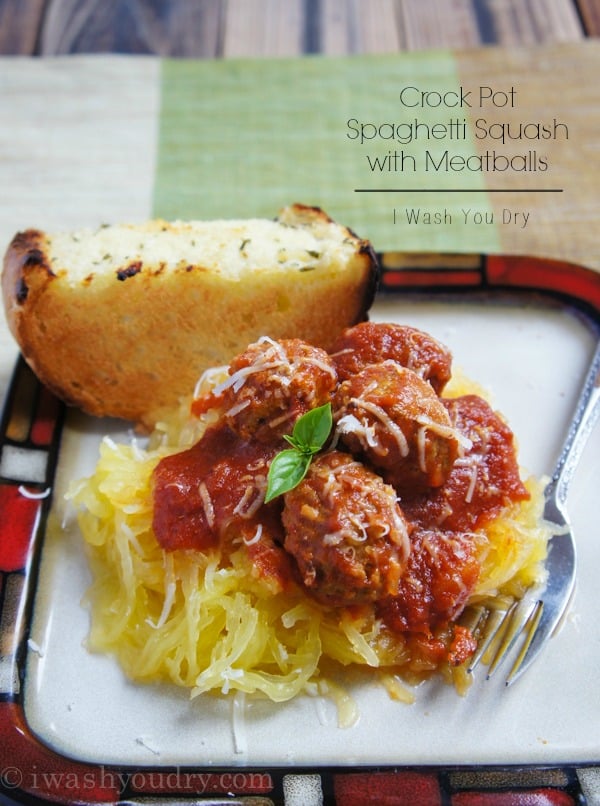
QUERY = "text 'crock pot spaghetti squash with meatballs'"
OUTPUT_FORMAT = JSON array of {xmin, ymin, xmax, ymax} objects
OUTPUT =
[{"xmin": 68, "ymin": 322, "xmax": 551, "ymax": 724}]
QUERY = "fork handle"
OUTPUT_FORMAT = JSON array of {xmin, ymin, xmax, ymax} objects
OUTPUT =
[{"xmin": 549, "ymin": 337, "xmax": 600, "ymax": 505}]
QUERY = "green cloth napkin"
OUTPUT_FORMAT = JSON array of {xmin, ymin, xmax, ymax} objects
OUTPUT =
[{"xmin": 155, "ymin": 52, "xmax": 498, "ymax": 253}]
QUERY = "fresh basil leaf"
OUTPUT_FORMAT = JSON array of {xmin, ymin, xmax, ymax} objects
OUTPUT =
[
  {"xmin": 264, "ymin": 449, "xmax": 312, "ymax": 503},
  {"xmin": 264, "ymin": 404, "xmax": 333, "ymax": 503},
  {"xmin": 283, "ymin": 433, "xmax": 299, "ymax": 449},
  {"xmin": 291, "ymin": 402, "xmax": 333, "ymax": 453}
]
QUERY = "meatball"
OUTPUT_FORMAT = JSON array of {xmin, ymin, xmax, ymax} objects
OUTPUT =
[
  {"xmin": 220, "ymin": 337, "xmax": 337, "ymax": 442},
  {"xmin": 334, "ymin": 361, "xmax": 463, "ymax": 493},
  {"xmin": 331, "ymin": 321, "xmax": 452, "ymax": 394},
  {"xmin": 401, "ymin": 394, "xmax": 530, "ymax": 531},
  {"xmin": 282, "ymin": 451, "xmax": 410, "ymax": 607},
  {"xmin": 377, "ymin": 527, "xmax": 481, "ymax": 634}
]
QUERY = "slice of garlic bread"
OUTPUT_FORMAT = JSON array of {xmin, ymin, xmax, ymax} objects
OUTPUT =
[{"xmin": 2, "ymin": 204, "xmax": 378, "ymax": 429}]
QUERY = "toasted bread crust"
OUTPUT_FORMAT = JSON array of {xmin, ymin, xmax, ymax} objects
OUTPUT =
[{"xmin": 2, "ymin": 205, "xmax": 378, "ymax": 429}]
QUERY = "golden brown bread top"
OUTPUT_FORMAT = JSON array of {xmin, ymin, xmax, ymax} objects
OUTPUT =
[{"xmin": 2, "ymin": 204, "xmax": 378, "ymax": 429}]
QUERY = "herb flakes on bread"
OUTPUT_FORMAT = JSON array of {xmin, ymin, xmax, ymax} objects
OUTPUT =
[{"xmin": 2, "ymin": 204, "xmax": 378, "ymax": 429}]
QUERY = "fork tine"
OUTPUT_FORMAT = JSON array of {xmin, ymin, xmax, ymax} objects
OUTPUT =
[
  {"xmin": 487, "ymin": 597, "xmax": 536, "ymax": 680},
  {"xmin": 505, "ymin": 579, "xmax": 576, "ymax": 686},
  {"xmin": 466, "ymin": 605, "xmax": 510, "ymax": 673},
  {"xmin": 485, "ymin": 596, "xmax": 539, "ymax": 679},
  {"xmin": 504, "ymin": 600, "xmax": 544, "ymax": 685},
  {"xmin": 459, "ymin": 603, "xmax": 486, "ymax": 634}
]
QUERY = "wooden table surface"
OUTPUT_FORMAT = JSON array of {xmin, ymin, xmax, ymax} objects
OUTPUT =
[{"xmin": 1, "ymin": 0, "xmax": 599, "ymax": 56}]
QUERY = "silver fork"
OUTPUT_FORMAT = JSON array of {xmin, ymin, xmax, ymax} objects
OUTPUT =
[{"xmin": 464, "ymin": 335, "xmax": 600, "ymax": 686}]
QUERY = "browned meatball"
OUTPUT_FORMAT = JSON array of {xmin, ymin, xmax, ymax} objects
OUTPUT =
[
  {"xmin": 334, "ymin": 361, "xmax": 464, "ymax": 493},
  {"xmin": 401, "ymin": 394, "xmax": 530, "ymax": 531},
  {"xmin": 282, "ymin": 451, "xmax": 411, "ymax": 607},
  {"xmin": 377, "ymin": 527, "xmax": 481, "ymax": 633},
  {"xmin": 220, "ymin": 337, "xmax": 337, "ymax": 442},
  {"xmin": 330, "ymin": 321, "xmax": 452, "ymax": 394}
]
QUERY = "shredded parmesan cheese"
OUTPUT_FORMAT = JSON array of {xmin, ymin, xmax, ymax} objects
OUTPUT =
[
  {"xmin": 415, "ymin": 415, "xmax": 473, "ymax": 454},
  {"xmin": 348, "ymin": 397, "xmax": 410, "ymax": 457},
  {"xmin": 243, "ymin": 523, "xmax": 263, "ymax": 546},
  {"xmin": 198, "ymin": 481, "xmax": 215, "ymax": 528},
  {"xmin": 225, "ymin": 399, "xmax": 251, "ymax": 418}
]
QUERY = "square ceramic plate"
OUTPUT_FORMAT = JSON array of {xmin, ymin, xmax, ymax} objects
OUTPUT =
[{"xmin": 1, "ymin": 253, "xmax": 599, "ymax": 804}]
